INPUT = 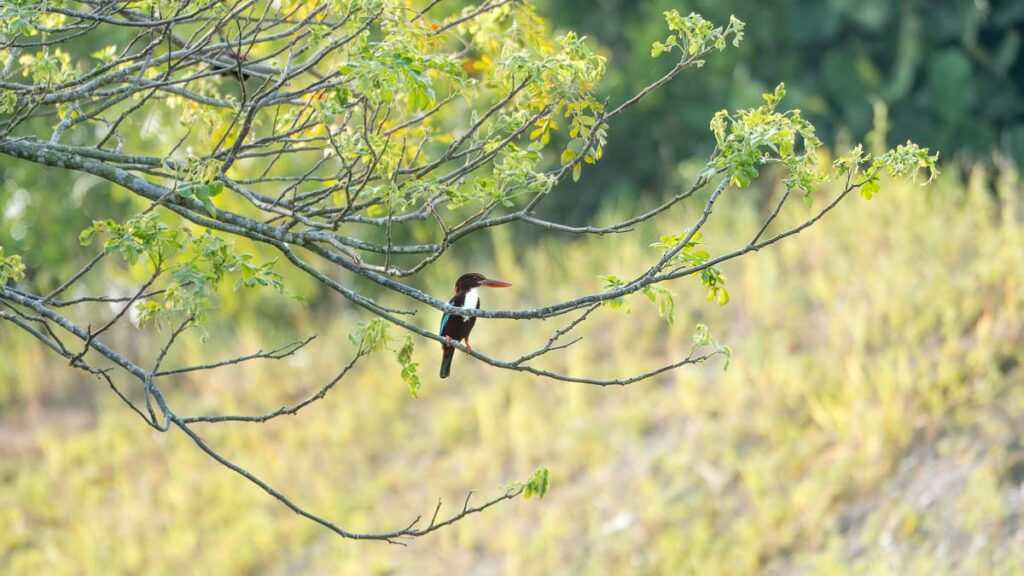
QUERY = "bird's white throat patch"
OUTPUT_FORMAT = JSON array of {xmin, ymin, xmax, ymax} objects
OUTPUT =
[{"xmin": 461, "ymin": 288, "xmax": 479, "ymax": 315}]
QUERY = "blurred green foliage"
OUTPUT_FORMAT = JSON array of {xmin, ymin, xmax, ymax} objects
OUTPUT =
[{"xmin": 538, "ymin": 0, "xmax": 1024, "ymax": 220}]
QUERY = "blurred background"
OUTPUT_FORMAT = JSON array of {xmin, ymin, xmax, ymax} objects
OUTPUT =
[{"xmin": 2, "ymin": 1, "xmax": 1023, "ymax": 574}]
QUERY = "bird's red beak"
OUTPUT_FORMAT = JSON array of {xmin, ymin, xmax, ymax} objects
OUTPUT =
[{"xmin": 480, "ymin": 278, "xmax": 512, "ymax": 288}]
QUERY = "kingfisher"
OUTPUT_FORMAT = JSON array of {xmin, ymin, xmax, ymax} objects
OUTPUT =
[{"xmin": 439, "ymin": 272, "xmax": 511, "ymax": 379}]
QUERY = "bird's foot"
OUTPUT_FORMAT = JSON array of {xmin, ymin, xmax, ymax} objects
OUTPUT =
[
  {"xmin": 464, "ymin": 340, "xmax": 472, "ymax": 354},
  {"xmin": 443, "ymin": 336, "xmax": 454, "ymax": 347}
]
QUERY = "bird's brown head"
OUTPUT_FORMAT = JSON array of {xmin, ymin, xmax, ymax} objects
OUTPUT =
[{"xmin": 454, "ymin": 272, "xmax": 511, "ymax": 293}]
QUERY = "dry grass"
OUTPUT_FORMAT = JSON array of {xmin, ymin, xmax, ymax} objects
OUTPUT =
[{"xmin": 1, "ymin": 165, "xmax": 1022, "ymax": 574}]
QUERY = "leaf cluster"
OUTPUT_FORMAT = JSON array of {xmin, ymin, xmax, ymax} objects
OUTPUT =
[
  {"xmin": 172, "ymin": 156, "xmax": 224, "ymax": 216},
  {"xmin": 0, "ymin": 246, "xmax": 26, "ymax": 285},
  {"xmin": 349, "ymin": 319, "xmax": 422, "ymax": 398},
  {"xmin": 837, "ymin": 142, "xmax": 940, "ymax": 200},
  {"xmin": 80, "ymin": 215, "xmax": 283, "ymax": 328},
  {"xmin": 597, "ymin": 274, "xmax": 678, "ymax": 326},
  {"xmin": 691, "ymin": 323, "xmax": 731, "ymax": 371},
  {"xmin": 650, "ymin": 231, "xmax": 729, "ymax": 306},
  {"xmin": 651, "ymin": 11, "xmax": 745, "ymax": 59},
  {"xmin": 705, "ymin": 84, "xmax": 824, "ymax": 203},
  {"xmin": 509, "ymin": 466, "xmax": 550, "ymax": 500}
]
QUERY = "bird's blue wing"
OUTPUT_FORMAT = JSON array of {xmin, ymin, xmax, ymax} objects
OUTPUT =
[{"xmin": 440, "ymin": 294, "xmax": 461, "ymax": 334}]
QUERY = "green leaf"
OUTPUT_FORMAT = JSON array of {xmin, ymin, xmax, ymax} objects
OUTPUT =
[
  {"xmin": 860, "ymin": 179, "xmax": 881, "ymax": 200},
  {"xmin": 79, "ymin": 227, "xmax": 97, "ymax": 246},
  {"xmin": 0, "ymin": 247, "xmax": 26, "ymax": 285},
  {"xmin": 194, "ymin": 185, "xmax": 218, "ymax": 216},
  {"xmin": 522, "ymin": 467, "xmax": 550, "ymax": 500}
]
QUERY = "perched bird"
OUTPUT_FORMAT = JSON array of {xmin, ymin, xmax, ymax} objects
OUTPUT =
[{"xmin": 439, "ymin": 272, "xmax": 511, "ymax": 379}]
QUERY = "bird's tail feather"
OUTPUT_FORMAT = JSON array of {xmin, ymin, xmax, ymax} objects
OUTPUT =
[{"xmin": 440, "ymin": 346, "xmax": 455, "ymax": 379}]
